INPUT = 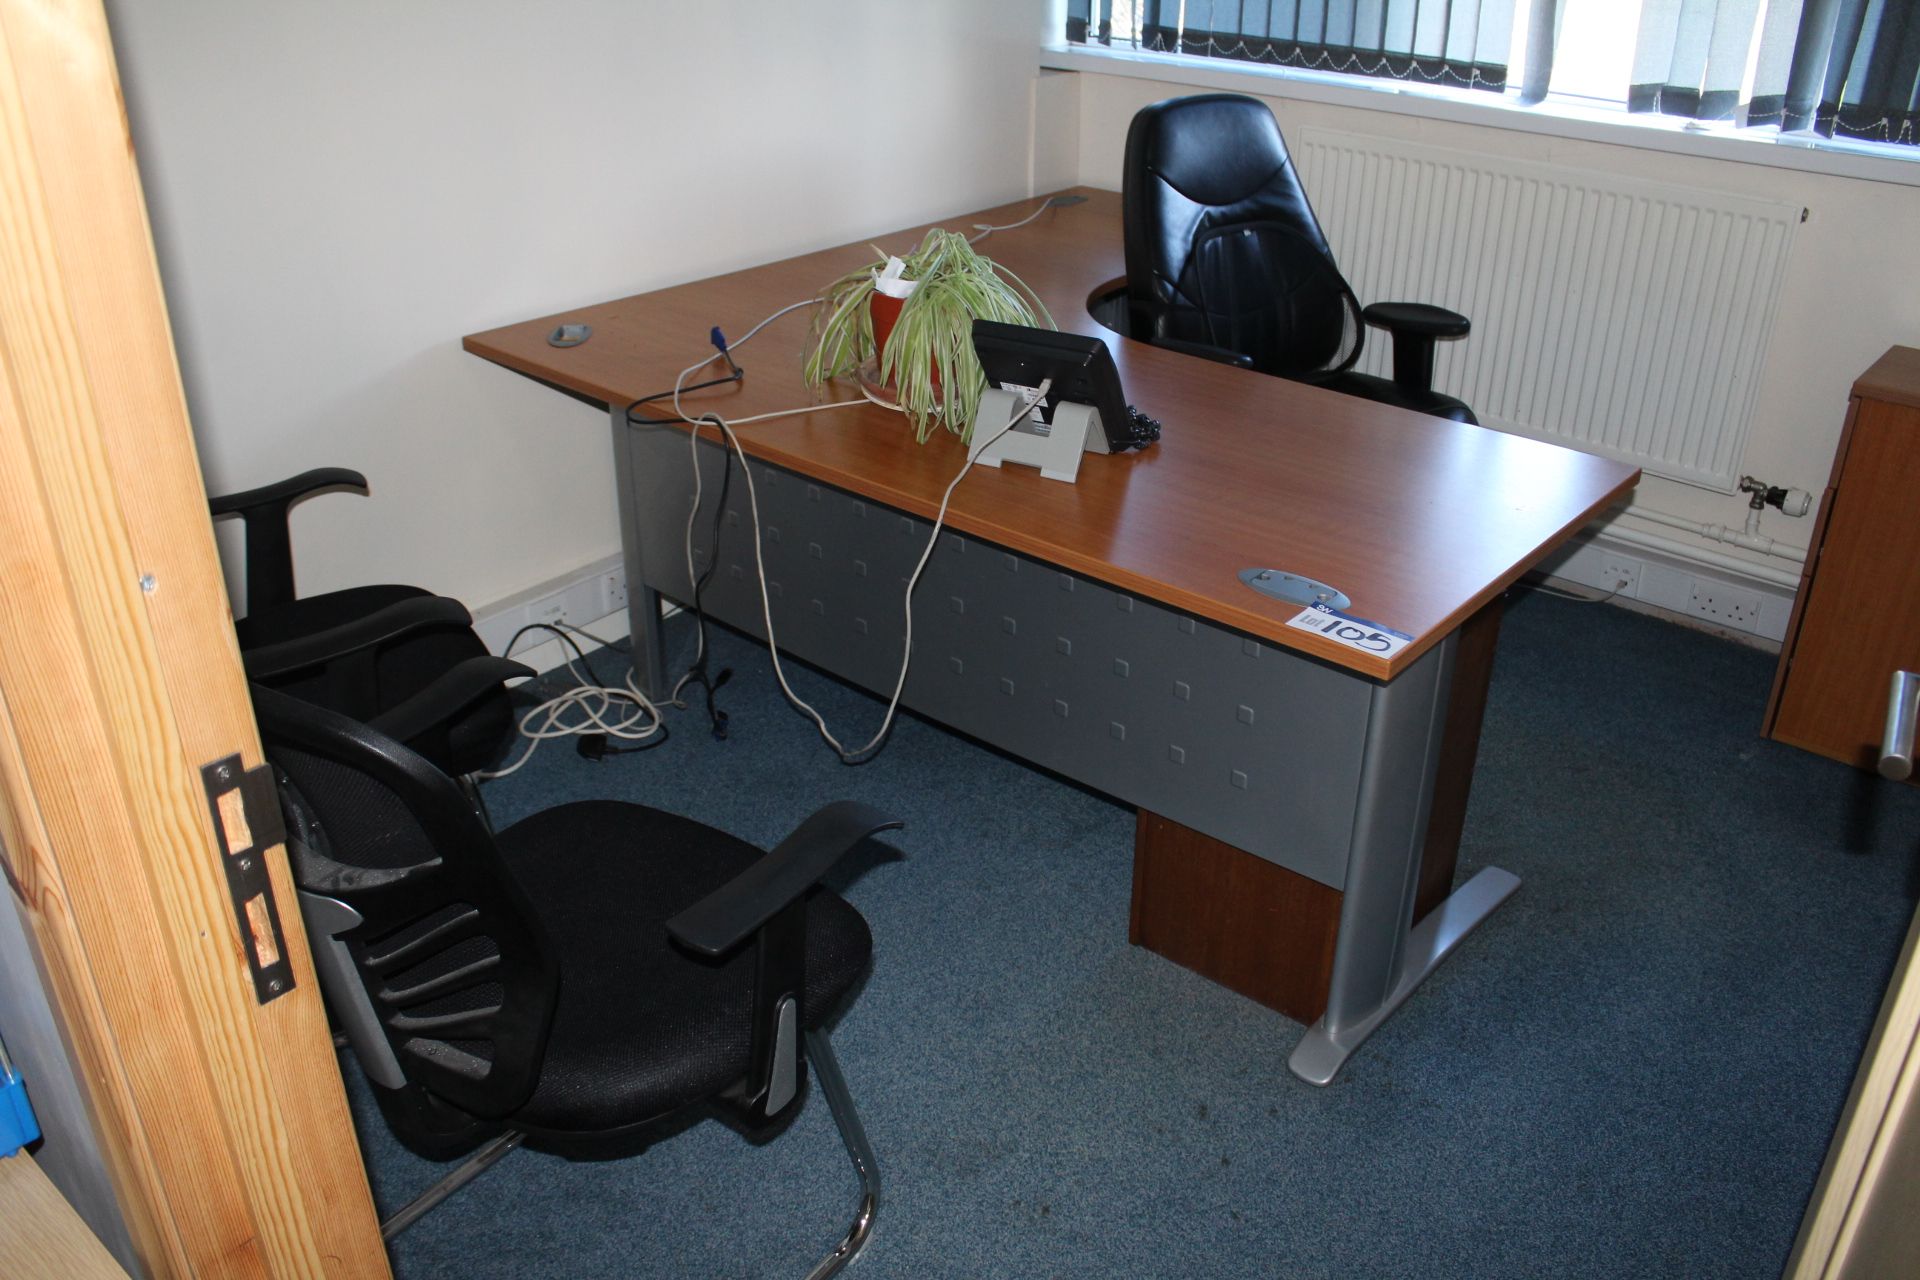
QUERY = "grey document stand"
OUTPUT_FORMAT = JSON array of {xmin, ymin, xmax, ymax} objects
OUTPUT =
[{"xmin": 967, "ymin": 388, "xmax": 1108, "ymax": 484}]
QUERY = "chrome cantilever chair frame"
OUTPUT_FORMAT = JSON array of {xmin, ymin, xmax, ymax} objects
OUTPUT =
[
  {"xmin": 305, "ymin": 882, "xmax": 882, "ymax": 1273},
  {"xmin": 265, "ymin": 674, "xmax": 900, "ymax": 1276}
]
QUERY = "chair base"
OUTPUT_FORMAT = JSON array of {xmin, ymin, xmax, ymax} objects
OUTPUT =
[
  {"xmin": 804, "ymin": 1028, "xmax": 881, "ymax": 1280},
  {"xmin": 380, "ymin": 1130, "xmax": 526, "ymax": 1241},
  {"xmin": 368, "ymin": 1032, "xmax": 883, "ymax": 1276}
]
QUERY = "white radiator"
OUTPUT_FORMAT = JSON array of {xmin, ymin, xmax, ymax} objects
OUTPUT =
[{"xmin": 1292, "ymin": 128, "xmax": 1799, "ymax": 493}]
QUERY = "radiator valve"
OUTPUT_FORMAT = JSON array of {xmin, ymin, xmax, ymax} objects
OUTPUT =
[{"xmin": 1739, "ymin": 476, "xmax": 1812, "ymax": 518}]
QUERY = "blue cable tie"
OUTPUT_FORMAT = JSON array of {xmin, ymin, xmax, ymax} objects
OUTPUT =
[
  {"xmin": 710, "ymin": 326, "xmax": 729, "ymax": 353},
  {"xmin": 1, "ymin": 1067, "xmax": 40, "ymax": 1158}
]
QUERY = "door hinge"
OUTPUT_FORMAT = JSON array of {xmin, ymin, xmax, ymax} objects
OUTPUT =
[{"xmin": 201, "ymin": 754, "xmax": 294, "ymax": 1004}]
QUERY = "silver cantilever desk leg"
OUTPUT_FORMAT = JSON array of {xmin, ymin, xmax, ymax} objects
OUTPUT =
[
  {"xmin": 1288, "ymin": 634, "xmax": 1522, "ymax": 1085},
  {"xmin": 610, "ymin": 404, "xmax": 672, "ymax": 699}
]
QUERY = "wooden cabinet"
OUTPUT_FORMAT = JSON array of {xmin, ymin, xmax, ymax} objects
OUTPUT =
[{"xmin": 1767, "ymin": 348, "xmax": 1920, "ymax": 771}]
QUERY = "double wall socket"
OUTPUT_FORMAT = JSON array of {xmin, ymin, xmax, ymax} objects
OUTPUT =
[
  {"xmin": 1538, "ymin": 538, "xmax": 1791, "ymax": 643},
  {"xmin": 473, "ymin": 556, "xmax": 629, "ymax": 658},
  {"xmin": 1686, "ymin": 580, "xmax": 1765, "ymax": 629}
]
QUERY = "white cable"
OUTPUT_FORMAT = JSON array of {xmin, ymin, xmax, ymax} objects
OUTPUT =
[
  {"xmin": 659, "ymin": 271, "xmax": 1052, "ymax": 763},
  {"xmin": 682, "ymin": 381, "xmax": 1049, "ymax": 764},
  {"xmin": 665, "ymin": 299, "xmax": 866, "ymax": 696},
  {"xmin": 476, "ymin": 623, "xmax": 667, "ymax": 779},
  {"xmin": 969, "ymin": 197, "xmax": 1064, "ymax": 244}
]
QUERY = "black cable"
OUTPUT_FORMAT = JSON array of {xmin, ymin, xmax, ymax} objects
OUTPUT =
[
  {"xmin": 678, "ymin": 416, "xmax": 735, "ymax": 740},
  {"xmin": 623, "ymin": 339, "xmax": 743, "ymax": 427},
  {"xmin": 615, "ymin": 329, "xmax": 742, "ymax": 739},
  {"xmin": 503, "ymin": 621, "xmax": 606, "ymax": 689},
  {"xmin": 624, "ymin": 373, "xmax": 742, "ymax": 426}
]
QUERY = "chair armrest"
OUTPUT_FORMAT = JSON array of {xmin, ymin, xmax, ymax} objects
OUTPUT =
[
  {"xmin": 207, "ymin": 466, "xmax": 369, "ymax": 517},
  {"xmin": 1360, "ymin": 302, "xmax": 1469, "ymax": 339},
  {"xmin": 1146, "ymin": 334, "xmax": 1255, "ymax": 369},
  {"xmin": 241, "ymin": 595, "xmax": 475, "ymax": 680},
  {"xmin": 666, "ymin": 802, "xmax": 903, "ymax": 957},
  {"xmin": 368, "ymin": 655, "xmax": 533, "ymax": 749},
  {"xmin": 207, "ymin": 468, "xmax": 368, "ymax": 614},
  {"xmin": 1360, "ymin": 302, "xmax": 1470, "ymax": 394}
]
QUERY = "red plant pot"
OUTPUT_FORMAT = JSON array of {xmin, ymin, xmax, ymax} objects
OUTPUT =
[{"xmin": 869, "ymin": 291, "xmax": 906, "ymax": 364}]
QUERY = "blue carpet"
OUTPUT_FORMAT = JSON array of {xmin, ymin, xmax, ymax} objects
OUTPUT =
[{"xmin": 345, "ymin": 588, "xmax": 1920, "ymax": 1278}]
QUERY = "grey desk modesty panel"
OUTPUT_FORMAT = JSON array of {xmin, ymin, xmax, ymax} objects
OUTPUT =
[
  {"xmin": 615, "ymin": 419, "xmax": 1451, "ymax": 897},
  {"xmin": 612, "ymin": 414, "xmax": 1495, "ymax": 1083}
]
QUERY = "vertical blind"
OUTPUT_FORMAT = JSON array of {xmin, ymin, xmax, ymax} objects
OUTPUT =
[
  {"xmin": 1065, "ymin": 1, "xmax": 1521, "ymax": 93},
  {"xmin": 1782, "ymin": 0, "xmax": 1920, "ymax": 143},
  {"xmin": 1632, "ymin": 0, "xmax": 1920, "ymax": 145},
  {"xmin": 1066, "ymin": 1, "xmax": 1920, "ymax": 148}
]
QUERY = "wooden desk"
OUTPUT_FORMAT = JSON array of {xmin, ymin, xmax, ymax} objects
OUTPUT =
[
  {"xmin": 0, "ymin": 1155, "xmax": 131, "ymax": 1278},
  {"xmin": 465, "ymin": 188, "xmax": 1638, "ymax": 1083}
]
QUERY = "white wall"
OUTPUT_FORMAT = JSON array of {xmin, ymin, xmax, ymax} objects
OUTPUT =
[
  {"xmin": 1066, "ymin": 71, "xmax": 1920, "ymax": 580},
  {"xmin": 110, "ymin": 1, "xmax": 1913, "ymax": 618},
  {"xmin": 107, "ymin": 0, "xmax": 1048, "ymax": 615}
]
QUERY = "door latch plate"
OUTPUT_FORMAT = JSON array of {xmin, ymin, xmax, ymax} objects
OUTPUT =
[{"xmin": 201, "ymin": 754, "xmax": 294, "ymax": 1004}]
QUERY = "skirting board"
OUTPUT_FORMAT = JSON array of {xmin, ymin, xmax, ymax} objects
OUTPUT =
[{"xmin": 1536, "ymin": 531, "xmax": 1795, "ymax": 648}]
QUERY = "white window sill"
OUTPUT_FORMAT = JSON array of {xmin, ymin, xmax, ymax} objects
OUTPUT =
[{"xmin": 1043, "ymin": 43, "xmax": 1920, "ymax": 190}]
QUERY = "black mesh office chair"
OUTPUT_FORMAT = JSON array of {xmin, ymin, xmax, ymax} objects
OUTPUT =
[
  {"xmin": 1123, "ymin": 93, "xmax": 1476, "ymax": 424},
  {"xmin": 253, "ymin": 679, "xmax": 901, "ymax": 1275},
  {"xmin": 211, "ymin": 467, "xmax": 520, "ymax": 779}
]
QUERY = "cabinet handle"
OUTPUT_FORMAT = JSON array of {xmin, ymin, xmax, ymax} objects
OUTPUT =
[{"xmin": 1880, "ymin": 670, "xmax": 1920, "ymax": 781}]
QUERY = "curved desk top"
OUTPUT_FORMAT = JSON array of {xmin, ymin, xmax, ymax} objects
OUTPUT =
[{"xmin": 463, "ymin": 188, "xmax": 1638, "ymax": 680}]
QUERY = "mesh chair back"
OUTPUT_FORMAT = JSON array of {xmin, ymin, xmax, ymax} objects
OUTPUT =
[
  {"xmin": 252, "ymin": 683, "xmax": 558, "ymax": 1120},
  {"xmin": 1123, "ymin": 93, "xmax": 1364, "ymax": 380}
]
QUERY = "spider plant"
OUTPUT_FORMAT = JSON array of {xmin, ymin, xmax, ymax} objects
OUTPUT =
[{"xmin": 802, "ymin": 228, "xmax": 1053, "ymax": 443}]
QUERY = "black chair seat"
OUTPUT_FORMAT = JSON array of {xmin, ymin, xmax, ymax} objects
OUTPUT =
[
  {"xmin": 497, "ymin": 801, "xmax": 872, "ymax": 1137},
  {"xmin": 234, "ymin": 582, "xmax": 430, "ymax": 648},
  {"xmin": 211, "ymin": 469, "xmax": 518, "ymax": 779},
  {"xmin": 1321, "ymin": 371, "xmax": 1475, "ymax": 423},
  {"xmin": 239, "ymin": 583, "xmax": 513, "ymax": 777},
  {"xmin": 260, "ymin": 675, "xmax": 901, "ymax": 1270}
]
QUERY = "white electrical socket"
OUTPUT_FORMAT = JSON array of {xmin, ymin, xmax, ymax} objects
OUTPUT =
[
  {"xmin": 526, "ymin": 578, "xmax": 603, "ymax": 632},
  {"xmin": 1686, "ymin": 580, "xmax": 1764, "ymax": 631},
  {"xmin": 474, "ymin": 560, "xmax": 629, "ymax": 660},
  {"xmin": 600, "ymin": 568, "xmax": 629, "ymax": 618},
  {"xmin": 1599, "ymin": 556, "xmax": 1641, "ymax": 596}
]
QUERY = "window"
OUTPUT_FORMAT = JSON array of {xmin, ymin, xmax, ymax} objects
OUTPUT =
[
  {"xmin": 1062, "ymin": 1, "xmax": 1920, "ymax": 151},
  {"xmin": 1067, "ymin": 2, "xmax": 1526, "ymax": 94}
]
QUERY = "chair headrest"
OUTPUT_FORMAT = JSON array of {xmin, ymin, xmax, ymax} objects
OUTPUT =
[{"xmin": 1126, "ymin": 93, "xmax": 1295, "ymax": 208}]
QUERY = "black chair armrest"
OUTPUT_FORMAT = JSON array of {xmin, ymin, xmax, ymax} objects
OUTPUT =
[
  {"xmin": 671, "ymin": 801, "xmax": 901, "ymax": 1122},
  {"xmin": 1146, "ymin": 334, "xmax": 1255, "ymax": 369},
  {"xmin": 1360, "ymin": 302, "xmax": 1470, "ymax": 394},
  {"xmin": 1360, "ymin": 301, "xmax": 1469, "ymax": 339},
  {"xmin": 666, "ymin": 802, "xmax": 903, "ymax": 957},
  {"xmin": 207, "ymin": 466, "xmax": 369, "ymax": 517},
  {"xmin": 207, "ymin": 467, "xmax": 369, "ymax": 614},
  {"xmin": 242, "ymin": 595, "xmax": 475, "ymax": 681},
  {"xmin": 368, "ymin": 655, "xmax": 533, "ymax": 749}
]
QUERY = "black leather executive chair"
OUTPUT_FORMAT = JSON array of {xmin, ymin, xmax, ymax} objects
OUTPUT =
[
  {"xmin": 210, "ymin": 467, "xmax": 522, "ymax": 780},
  {"xmin": 1123, "ymin": 93, "xmax": 1476, "ymax": 424},
  {"xmin": 254, "ymin": 677, "xmax": 901, "ymax": 1275}
]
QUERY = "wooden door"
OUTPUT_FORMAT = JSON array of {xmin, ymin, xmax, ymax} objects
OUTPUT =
[
  {"xmin": 0, "ymin": 1, "xmax": 388, "ymax": 1275},
  {"xmin": 1787, "ymin": 899, "xmax": 1920, "ymax": 1277}
]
